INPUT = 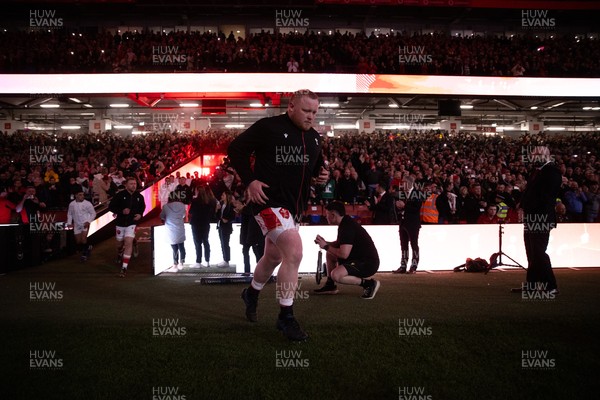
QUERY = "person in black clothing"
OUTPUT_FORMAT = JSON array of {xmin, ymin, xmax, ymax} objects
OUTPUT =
[
  {"xmin": 228, "ymin": 89, "xmax": 329, "ymax": 341},
  {"xmin": 188, "ymin": 185, "xmax": 217, "ymax": 267},
  {"xmin": 336, "ymin": 168, "xmax": 359, "ymax": 203},
  {"xmin": 513, "ymin": 146, "xmax": 562, "ymax": 294},
  {"xmin": 365, "ymin": 180, "xmax": 395, "ymax": 224},
  {"xmin": 463, "ymin": 183, "xmax": 487, "ymax": 224},
  {"xmin": 393, "ymin": 175, "xmax": 424, "ymax": 274},
  {"xmin": 216, "ymin": 190, "xmax": 236, "ymax": 268},
  {"xmin": 108, "ymin": 177, "xmax": 146, "ymax": 277},
  {"xmin": 236, "ymin": 197, "xmax": 265, "ymax": 275},
  {"xmin": 436, "ymin": 181, "xmax": 455, "ymax": 224},
  {"xmin": 314, "ymin": 201, "xmax": 381, "ymax": 299},
  {"xmin": 174, "ymin": 176, "xmax": 192, "ymax": 205}
]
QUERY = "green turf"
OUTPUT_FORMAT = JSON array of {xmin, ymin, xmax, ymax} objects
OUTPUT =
[{"xmin": 1, "ymin": 237, "xmax": 599, "ymax": 400}]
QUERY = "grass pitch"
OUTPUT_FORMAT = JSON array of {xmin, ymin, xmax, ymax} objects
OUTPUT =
[{"xmin": 1, "ymin": 237, "xmax": 599, "ymax": 400}]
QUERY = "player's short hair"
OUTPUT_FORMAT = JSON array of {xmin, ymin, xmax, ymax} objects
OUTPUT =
[
  {"xmin": 325, "ymin": 200, "xmax": 346, "ymax": 217},
  {"xmin": 290, "ymin": 89, "xmax": 318, "ymax": 103}
]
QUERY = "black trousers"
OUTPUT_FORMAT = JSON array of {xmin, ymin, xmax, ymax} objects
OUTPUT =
[
  {"xmin": 242, "ymin": 241, "xmax": 265, "ymax": 273},
  {"xmin": 524, "ymin": 229, "xmax": 557, "ymax": 290},
  {"xmin": 399, "ymin": 224, "xmax": 420, "ymax": 268},
  {"xmin": 171, "ymin": 243, "xmax": 186, "ymax": 264},
  {"xmin": 219, "ymin": 229, "xmax": 231, "ymax": 262},
  {"xmin": 191, "ymin": 223, "xmax": 210, "ymax": 263}
]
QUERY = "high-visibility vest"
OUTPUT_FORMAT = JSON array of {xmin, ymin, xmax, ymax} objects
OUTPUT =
[
  {"xmin": 497, "ymin": 202, "xmax": 508, "ymax": 219},
  {"xmin": 420, "ymin": 194, "xmax": 439, "ymax": 223}
]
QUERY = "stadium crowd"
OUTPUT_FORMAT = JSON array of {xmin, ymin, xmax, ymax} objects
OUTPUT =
[
  {"xmin": 1, "ymin": 29, "xmax": 599, "ymax": 77},
  {"xmin": 2, "ymin": 128, "xmax": 597, "ymax": 226},
  {"xmin": 0, "ymin": 129, "xmax": 236, "ymax": 217}
]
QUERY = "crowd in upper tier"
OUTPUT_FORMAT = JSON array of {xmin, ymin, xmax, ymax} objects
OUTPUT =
[
  {"xmin": 1, "ymin": 29, "xmax": 599, "ymax": 77},
  {"xmin": 1, "ymin": 129, "xmax": 598, "ymax": 225}
]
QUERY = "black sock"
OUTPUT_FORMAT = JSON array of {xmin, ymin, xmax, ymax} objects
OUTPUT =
[
  {"xmin": 247, "ymin": 286, "xmax": 260, "ymax": 298},
  {"xmin": 360, "ymin": 279, "xmax": 371, "ymax": 288},
  {"xmin": 326, "ymin": 277, "xmax": 334, "ymax": 286},
  {"xmin": 279, "ymin": 305, "xmax": 294, "ymax": 319}
]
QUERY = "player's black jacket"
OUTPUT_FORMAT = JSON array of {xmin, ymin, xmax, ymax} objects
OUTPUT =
[
  {"xmin": 520, "ymin": 162, "xmax": 562, "ymax": 225},
  {"xmin": 109, "ymin": 189, "xmax": 146, "ymax": 227},
  {"xmin": 228, "ymin": 113, "xmax": 324, "ymax": 218}
]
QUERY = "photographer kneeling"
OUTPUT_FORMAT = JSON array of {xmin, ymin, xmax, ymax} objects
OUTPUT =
[{"xmin": 314, "ymin": 201, "xmax": 381, "ymax": 299}]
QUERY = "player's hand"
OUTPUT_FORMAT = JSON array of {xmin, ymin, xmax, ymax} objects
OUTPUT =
[
  {"xmin": 247, "ymin": 180, "xmax": 269, "ymax": 205},
  {"xmin": 315, "ymin": 167, "xmax": 329, "ymax": 185},
  {"xmin": 314, "ymin": 235, "xmax": 326, "ymax": 248},
  {"xmin": 83, "ymin": 222, "xmax": 90, "ymax": 229},
  {"xmin": 123, "ymin": 208, "xmax": 130, "ymax": 215},
  {"xmin": 396, "ymin": 200, "xmax": 405, "ymax": 209},
  {"xmin": 133, "ymin": 214, "xmax": 141, "ymax": 221}
]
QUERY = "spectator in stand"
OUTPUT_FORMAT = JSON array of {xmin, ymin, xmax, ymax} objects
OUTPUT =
[
  {"xmin": 363, "ymin": 162, "xmax": 383, "ymax": 197},
  {"xmin": 365, "ymin": 180, "xmax": 395, "ymax": 224},
  {"xmin": 45, "ymin": 176, "xmax": 61, "ymax": 209},
  {"xmin": 0, "ymin": 187, "xmax": 24, "ymax": 224},
  {"xmin": 477, "ymin": 204, "xmax": 500, "ymax": 224},
  {"xmin": 420, "ymin": 182, "xmax": 439, "ymax": 225},
  {"xmin": 436, "ymin": 181, "xmax": 456, "ymax": 224},
  {"xmin": 175, "ymin": 176, "xmax": 192, "ymax": 205},
  {"xmin": 563, "ymin": 181, "xmax": 587, "ymax": 222},
  {"xmin": 583, "ymin": 181, "xmax": 599, "ymax": 223},
  {"xmin": 511, "ymin": 63, "xmax": 526, "ymax": 76},
  {"xmin": 463, "ymin": 183, "xmax": 487, "ymax": 224},
  {"xmin": 92, "ymin": 174, "xmax": 111, "ymax": 205},
  {"xmin": 320, "ymin": 169, "xmax": 337, "ymax": 205},
  {"xmin": 336, "ymin": 168, "xmax": 359, "ymax": 204},
  {"xmin": 286, "ymin": 56, "xmax": 299, "ymax": 72}
]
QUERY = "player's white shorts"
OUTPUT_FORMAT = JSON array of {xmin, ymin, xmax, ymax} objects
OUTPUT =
[
  {"xmin": 254, "ymin": 207, "xmax": 297, "ymax": 242},
  {"xmin": 116, "ymin": 225, "xmax": 137, "ymax": 241},
  {"xmin": 73, "ymin": 223, "xmax": 89, "ymax": 235}
]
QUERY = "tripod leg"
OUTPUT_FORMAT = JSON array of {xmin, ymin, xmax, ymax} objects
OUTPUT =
[{"xmin": 499, "ymin": 252, "xmax": 525, "ymax": 270}]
